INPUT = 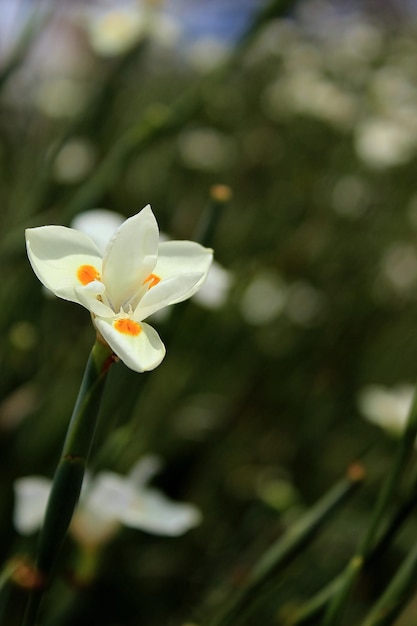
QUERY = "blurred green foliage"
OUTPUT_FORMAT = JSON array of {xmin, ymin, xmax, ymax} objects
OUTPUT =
[{"xmin": 2, "ymin": 1, "xmax": 417, "ymax": 624}]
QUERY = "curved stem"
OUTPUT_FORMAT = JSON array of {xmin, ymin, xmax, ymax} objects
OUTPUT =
[{"xmin": 21, "ymin": 340, "xmax": 114, "ymax": 626}]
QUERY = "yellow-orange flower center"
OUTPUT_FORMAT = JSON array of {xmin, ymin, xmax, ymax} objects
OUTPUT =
[
  {"xmin": 113, "ymin": 319, "xmax": 142, "ymax": 336},
  {"xmin": 77, "ymin": 265, "xmax": 101, "ymax": 285},
  {"xmin": 143, "ymin": 273, "xmax": 161, "ymax": 289}
]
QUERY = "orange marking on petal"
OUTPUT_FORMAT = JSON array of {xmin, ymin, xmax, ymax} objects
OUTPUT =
[
  {"xmin": 77, "ymin": 265, "xmax": 100, "ymax": 285},
  {"xmin": 114, "ymin": 319, "xmax": 142, "ymax": 336},
  {"xmin": 143, "ymin": 273, "xmax": 161, "ymax": 289}
]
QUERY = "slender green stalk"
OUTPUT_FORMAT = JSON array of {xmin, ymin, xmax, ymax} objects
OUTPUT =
[
  {"xmin": 194, "ymin": 185, "xmax": 233, "ymax": 248},
  {"xmin": 21, "ymin": 340, "xmax": 114, "ymax": 626},
  {"xmin": 208, "ymin": 463, "xmax": 365, "ymax": 626},
  {"xmin": 322, "ymin": 383, "xmax": 417, "ymax": 626},
  {"xmin": 360, "ymin": 541, "xmax": 417, "ymax": 626},
  {"xmin": 283, "ymin": 576, "xmax": 343, "ymax": 626},
  {"xmin": 285, "ymin": 461, "xmax": 417, "ymax": 626},
  {"xmin": 0, "ymin": 560, "xmax": 20, "ymax": 621}
]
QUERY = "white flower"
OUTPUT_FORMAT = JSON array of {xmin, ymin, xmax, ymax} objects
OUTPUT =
[
  {"xmin": 358, "ymin": 384, "xmax": 415, "ymax": 436},
  {"xmin": 70, "ymin": 208, "xmax": 125, "ymax": 254},
  {"xmin": 14, "ymin": 456, "xmax": 202, "ymax": 549},
  {"xmin": 83, "ymin": 1, "xmax": 181, "ymax": 58},
  {"xmin": 25, "ymin": 205, "xmax": 213, "ymax": 373},
  {"xmin": 193, "ymin": 261, "xmax": 233, "ymax": 310},
  {"xmin": 240, "ymin": 273, "xmax": 287, "ymax": 325},
  {"xmin": 354, "ymin": 117, "xmax": 417, "ymax": 168}
]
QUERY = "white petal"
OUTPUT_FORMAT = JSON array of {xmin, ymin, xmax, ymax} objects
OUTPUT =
[
  {"xmin": 120, "ymin": 488, "xmax": 202, "ymax": 536},
  {"xmin": 134, "ymin": 273, "xmax": 205, "ymax": 320},
  {"xmin": 70, "ymin": 472, "xmax": 132, "ymax": 548},
  {"xmin": 70, "ymin": 509, "xmax": 120, "ymax": 549},
  {"xmin": 128, "ymin": 455, "xmax": 163, "ymax": 488},
  {"xmin": 94, "ymin": 318, "xmax": 166, "ymax": 372},
  {"xmin": 14, "ymin": 477, "xmax": 51, "ymax": 535},
  {"xmin": 155, "ymin": 240, "xmax": 213, "ymax": 285},
  {"xmin": 26, "ymin": 226, "xmax": 102, "ymax": 303},
  {"xmin": 102, "ymin": 205, "xmax": 159, "ymax": 311},
  {"xmin": 84, "ymin": 472, "xmax": 134, "ymax": 518},
  {"xmin": 76, "ymin": 282, "xmax": 115, "ymax": 317}
]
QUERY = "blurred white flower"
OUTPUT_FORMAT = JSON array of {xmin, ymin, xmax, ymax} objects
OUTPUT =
[
  {"xmin": 14, "ymin": 456, "xmax": 201, "ymax": 549},
  {"xmin": 71, "ymin": 208, "xmax": 125, "ymax": 254},
  {"xmin": 193, "ymin": 261, "xmax": 233, "ymax": 310},
  {"xmin": 243, "ymin": 18, "xmax": 300, "ymax": 67},
  {"xmin": 263, "ymin": 70, "xmax": 357, "ymax": 130},
  {"xmin": 336, "ymin": 21, "xmax": 383, "ymax": 64},
  {"xmin": 370, "ymin": 66, "xmax": 417, "ymax": 116},
  {"xmin": 178, "ymin": 128, "xmax": 236, "ymax": 172},
  {"xmin": 240, "ymin": 273, "xmax": 287, "ymax": 325},
  {"xmin": 321, "ymin": 20, "xmax": 383, "ymax": 78},
  {"xmin": 35, "ymin": 77, "xmax": 90, "ymax": 119},
  {"xmin": 358, "ymin": 384, "xmax": 415, "ymax": 436},
  {"xmin": 54, "ymin": 139, "xmax": 96, "ymax": 184},
  {"xmin": 381, "ymin": 243, "xmax": 417, "ymax": 293},
  {"xmin": 354, "ymin": 117, "xmax": 417, "ymax": 168},
  {"xmin": 184, "ymin": 37, "xmax": 230, "ymax": 72},
  {"xmin": 83, "ymin": 1, "xmax": 181, "ymax": 57}
]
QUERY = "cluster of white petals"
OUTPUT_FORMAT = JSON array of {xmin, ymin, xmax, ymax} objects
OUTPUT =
[
  {"xmin": 14, "ymin": 456, "xmax": 201, "ymax": 548},
  {"xmin": 358, "ymin": 384, "xmax": 415, "ymax": 436},
  {"xmin": 26, "ymin": 205, "xmax": 213, "ymax": 372}
]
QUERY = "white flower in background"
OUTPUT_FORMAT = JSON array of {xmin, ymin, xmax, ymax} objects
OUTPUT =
[
  {"xmin": 240, "ymin": 273, "xmax": 287, "ymax": 325},
  {"xmin": 193, "ymin": 261, "xmax": 233, "ymax": 310},
  {"xmin": 54, "ymin": 139, "xmax": 96, "ymax": 184},
  {"xmin": 381, "ymin": 243, "xmax": 417, "ymax": 293},
  {"xmin": 14, "ymin": 456, "xmax": 201, "ymax": 548},
  {"xmin": 285, "ymin": 281, "xmax": 324, "ymax": 327},
  {"xmin": 184, "ymin": 38, "xmax": 230, "ymax": 72},
  {"xmin": 71, "ymin": 208, "xmax": 125, "ymax": 254},
  {"xmin": 178, "ymin": 127, "xmax": 237, "ymax": 172},
  {"xmin": 83, "ymin": 1, "xmax": 181, "ymax": 57},
  {"xmin": 354, "ymin": 117, "xmax": 417, "ymax": 169},
  {"xmin": 26, "ymin": 205, "xmax": 213, "ymax": 372},
  {"xmin": 358, "ymin": 384, "xmax": 415, "ymax": 436},
  {"xmin": 35, "ymin": 77, "xmax": 90, "ymax": 119},
  {"xmin": 263, "ymin": 71, "xmax": 357, "ymax": 130}
]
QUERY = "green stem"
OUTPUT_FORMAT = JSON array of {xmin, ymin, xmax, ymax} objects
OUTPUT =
[
  {"xmin": 208, "ymin": 463, "xmax": 365, "ymax": 626},
  {"xmin": 21, "ymin": 340, "xmax": 114, "ymax": 626},
  {"xmin": 194, "ymin": 185, "xmax": 232, "ymax": 248},
  {"xmin": 360, "ymin": 541, "xmax": 417, "ymax": 626},
  {"xmin": 322, "ymin": 383, "xmax": 417, "ymax": 626},
  {"xmin": 285, "ymin": 463, "xmax": 417, "ymax": 626}
]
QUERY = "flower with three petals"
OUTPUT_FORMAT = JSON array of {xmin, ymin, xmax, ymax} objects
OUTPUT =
[
  {"xmin": 14, "ymin": 456, "xmax": 201, "ymax": 548},
  {"xmin": 25, "ymin": 205, "xmax": 213, "ymax": 372}
]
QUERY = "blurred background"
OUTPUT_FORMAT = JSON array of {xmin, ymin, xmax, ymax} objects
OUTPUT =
[{"xmin": 2, "ymin": 0, "xmax": 417, "ymax": 624}]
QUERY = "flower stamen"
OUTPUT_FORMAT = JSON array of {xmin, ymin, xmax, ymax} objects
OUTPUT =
[
  {"xmin": 113, "ymin": 319, "xmax": 141, "ymax": 336},
  {"xmin": 77, "ymin": 265, "xmax": 101, "ymax": 285},
  {"xmin": 143, "ymin": 273, "xmax": 161, "ymax": 289}
]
